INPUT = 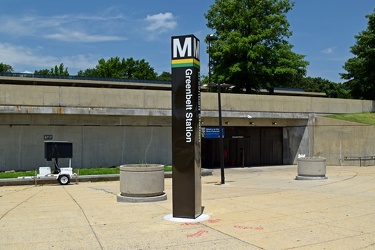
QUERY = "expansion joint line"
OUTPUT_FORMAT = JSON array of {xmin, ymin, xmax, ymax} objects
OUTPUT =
[
  {"xmin": 63, "ymin": 186, "xmax": 104, "ymax": 250},
  {"xmin": 202, "ymin": 223, "xmax": 265, "ymax": 250},
  {"xmin": 0, "ymin": 188, "xmax": 41, "ymax": 221}
]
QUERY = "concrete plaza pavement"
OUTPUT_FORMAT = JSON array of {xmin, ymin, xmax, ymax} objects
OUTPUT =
[{"xmin": 0, "ymin": 165, "xmax": 374, "ymax": 249}]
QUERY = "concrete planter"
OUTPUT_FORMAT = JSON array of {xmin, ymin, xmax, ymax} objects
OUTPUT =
[
  {"xmin": 296, "ymin": 157, "xmax": 327, "ymax": 180},
  {"xmin": 117, "ymin": 164, "xmax": 167, "ymax": 202}
]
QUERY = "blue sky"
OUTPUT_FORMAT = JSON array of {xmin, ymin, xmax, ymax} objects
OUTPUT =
[{"xmin": 0, "ymin": 0, "xmax": 374, "ymax": 83}]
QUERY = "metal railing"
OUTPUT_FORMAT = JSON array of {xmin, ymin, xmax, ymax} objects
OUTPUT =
[
  {"xmin": 0, "ymin": 72, "xmax": 171, "ymax": 85},
  {"xmin": 344, "ymin": 156, "xmax": 375, "ymax": 167}
]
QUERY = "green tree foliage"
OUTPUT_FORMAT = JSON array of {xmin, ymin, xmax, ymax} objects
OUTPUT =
[
  {"xmin": 341, "ymin": 9, "xmax": 375, "ymax": 100},
  {"xmin": 200, "ymin": 75, "xmax": 209, "ymax": 84},
  {"xmin": 205, "ymin": 0, "xmax": 309, "ymax": 93},
  {"xmin": 34, "ymin": 63, "xmax": 69, "ymax": 76},
  {"xmin": 295, "ymin": 77, "xmax": 350, "ymax": 99},
  {"xmin": 0, "ymin": 63, "xmax": 13, "ymax": 73},
  {"xmin": 156, "ymin": 71, "xmax": 172, "ymax": 81},
  {"xmin": 78, "ymin": 57, "xmax": 158, "ymax": 80}
]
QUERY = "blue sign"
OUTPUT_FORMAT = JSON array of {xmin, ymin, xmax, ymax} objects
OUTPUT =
[{"xmin": 202, "ymin": 127, "xmax": 225, "ymax": 139}]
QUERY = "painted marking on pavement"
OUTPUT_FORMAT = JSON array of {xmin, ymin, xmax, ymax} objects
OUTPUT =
[
  {"xmin": 187, "ymin": 230, "xmax": 208, "ymax": 238},
  {"xmin": 234, "ymin": 225, "xmax": 264, "ymax": 230}
]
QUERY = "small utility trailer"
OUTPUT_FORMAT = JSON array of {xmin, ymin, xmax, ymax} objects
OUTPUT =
[
  {"xmin": 36, "ymin": 164, "xmax": 76, "ymax": 185},
  {"xmin": 40, "ymin": 141, "xmax": 76, "ymax": 185}
]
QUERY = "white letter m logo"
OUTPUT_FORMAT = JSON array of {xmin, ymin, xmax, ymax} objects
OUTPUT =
[{"xmin": 173, "ymin": 37, "xmax": 192, "ymax": 58}]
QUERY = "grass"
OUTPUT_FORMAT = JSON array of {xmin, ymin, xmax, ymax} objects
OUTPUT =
[
  {"xmin": 0, "ymin": 171, "xmax": 36, "ymax": 179},
  {"xmin": 164, "ymin": 165, "xmax": 172, "ymax": 172},
  {"xmin": 0, "ymin": 165, "xmax": 173, "ymax": 179},
  {"xmin": 78, "ymin": 167, "xmax": 120, "ymax": 175},
  {"xmin": 327, "ymin": 112, "xmax": 375, "ymax": 125}
]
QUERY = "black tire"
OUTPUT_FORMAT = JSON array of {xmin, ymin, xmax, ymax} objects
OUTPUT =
[{"xmin": 58, "ymin": 175, "xmax": 70, "ymax": 185}]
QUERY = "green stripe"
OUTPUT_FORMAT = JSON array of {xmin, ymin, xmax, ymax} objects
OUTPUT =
[{"xmin": 172, "ymin": 62, "xmax": 200, "ymax": 69}]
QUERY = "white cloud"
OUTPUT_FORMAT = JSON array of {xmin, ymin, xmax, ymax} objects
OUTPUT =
[
  {"xmin": 0, "ymin": 16, "xmax": 36, "ymax": 36},
  {"xmin": 44, "ymin": 30, "xmax": 126, "ymax": 43},
  {"xmin": 145, "ymin": 12, "xmax": 177, "ymax": 33},
  {"xmin": 60, "ymin": 54, "xmax": 99, "ymax": 72},
  {"xmin": 321, "ymin": 47, "xmax": 336, "ymax": 54},
  {"xmin": 0, "ymin": 43, "xmax": 98, "ymax": 73},
  {"xmin": 0, "ymin": 43, "xmax": 54, "ymax": 67},
  {"xmin": 0, "ymin": 12, "xmax": 128, "ymax": 43}
]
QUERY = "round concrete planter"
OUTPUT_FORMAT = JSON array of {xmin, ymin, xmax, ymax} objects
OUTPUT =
[
  {"xmin": 296, "ymin": 157, "xmax": 327, "ymax": 180},
  {"xmin": 117, "ymin": 164, "xmax": 167, "ymax": 202}
]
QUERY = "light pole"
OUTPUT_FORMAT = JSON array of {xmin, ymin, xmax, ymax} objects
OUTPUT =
[
  {"xmin": 207, "ymin": 34, "xmax": 214, "ymax": 85},
  {"xmin": 218, "ymin": 82, "xmax": 225, "ymax": 184},
  {"xmin": 205, "ymin": 82, "xmax": 225, "ymax": 185},
  {"xmin": 206, "ymin": 83, "xmax": 233, "ymax": 185},
  {"xmin": 207, "ymin": 33, "xmax": 225, "ymax": 184}
]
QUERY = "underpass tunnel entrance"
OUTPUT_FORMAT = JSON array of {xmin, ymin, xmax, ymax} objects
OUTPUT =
[{"xmin": 202, "ymin": 126, "xmax": 283, "ymax": 168}]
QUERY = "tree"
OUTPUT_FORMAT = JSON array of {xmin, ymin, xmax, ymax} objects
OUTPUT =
[
  {"xmin": 78, "ymin": 57, "xmax": 158, "ymax": 80},
  {"xmin": 205, "ymin": 0, "xmax": 308, "ymax": 93},
  {"xmin": 34, "ymin": 63, "xmax": 69, "ymax": 76},
  {"xmin": 341, "ymin": 8, "xmax": 375, "ymax": 100},
  {"xmin": 295, "ymin": 77, "xmax": 350, "ymax": 99},
  {"xmin": 0, "ymin": 63, "xmax": 13, "ymax": 73},
  {"xmin": 131, "ymin": 59, "xmax": 158, "ymax": 80},
  {"xmin": 157, "ymin": 71, "xmax": 172, "ymax": 81},
  {"xmin": 200, "ymin": 75, "xmax": 209, "ymax": 84}
]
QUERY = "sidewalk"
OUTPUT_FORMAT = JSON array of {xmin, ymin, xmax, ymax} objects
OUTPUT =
[{"xmin": 0, "ymin": 165, "xmax": 374, "ymax": 249}]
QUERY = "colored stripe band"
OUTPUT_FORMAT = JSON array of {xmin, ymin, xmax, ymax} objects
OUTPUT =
[{"xmin": 171, "ymin": 58, "xmax": 200, "ymax": 69}]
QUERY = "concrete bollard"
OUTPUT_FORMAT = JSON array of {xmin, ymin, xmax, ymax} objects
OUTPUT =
[
  {"xmin": 296, "ymin": 157, "xmax": 327, "ymax": 180},
  {"xmin": 117, "ymin": 164, "xmax": 167, "ymax": 202}
]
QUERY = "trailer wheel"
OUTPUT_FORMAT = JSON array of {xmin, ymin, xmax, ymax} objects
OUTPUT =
[{"xmin": 58, "ymin": 175, "xmax": 70, "ymax": 185}]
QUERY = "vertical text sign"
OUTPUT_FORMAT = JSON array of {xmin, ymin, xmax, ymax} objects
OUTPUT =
[{"xmin": 171, "ymin": 35, "xmax": 202, "ymax": 219}]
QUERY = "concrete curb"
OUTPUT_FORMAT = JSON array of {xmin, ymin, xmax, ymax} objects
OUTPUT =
[{"xmin": 0, "ymin": 169, "xmax": 213, "ymax": 186}]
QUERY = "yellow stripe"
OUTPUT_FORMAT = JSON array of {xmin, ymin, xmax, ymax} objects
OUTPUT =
[{"xmin": 171, "ymin": 58, "xmax": 200, "ymax": 66}]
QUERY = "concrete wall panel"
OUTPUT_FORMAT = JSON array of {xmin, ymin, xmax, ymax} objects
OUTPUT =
[
  {"xmin": 283, "ymin": 125, "xmax": 309, "ymax": 164},
  {"xmin": 1, "ymin": 82, "xmax": 375, "ymax": 171},
  {"xmin": 312, "ymin": 117, "xmax": 375, "ymax": 166},
  {"xmin": 0, "ymin": 117, "xmax": 172, "ymax": 171},
  {"xmin": 0, "ymin": 85, "xmax": 172, "ymax": 109},
  {"xmin": 1, "ymin": 84, "xmax": 374, "ymax": 114}
]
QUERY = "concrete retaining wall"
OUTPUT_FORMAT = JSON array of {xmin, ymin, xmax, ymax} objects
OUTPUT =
[
  {"xmin": 1, "ymin": 84, "xmax": 374, "ymax": 114},
  {"xmin": 202, "ymin": 92, "xmax": 374, "ymax": 114},
  {"xmin": 0, "ymin": 119, "xmax": 171, "ymax": 171},
  {"xmin": 0, "ymin": 82, "xmax": 374, "ymax": 171},
  {"xmin": 311, "ymin": 116, "xmax": 375, "ymax": 166}
]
